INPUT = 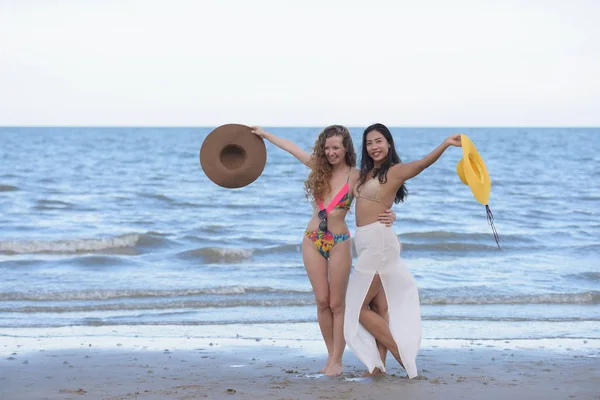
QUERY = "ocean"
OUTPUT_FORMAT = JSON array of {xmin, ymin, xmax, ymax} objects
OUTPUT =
[{"xmin": 1, "ymin": 127, "xmax": 599, "ymax": 342}]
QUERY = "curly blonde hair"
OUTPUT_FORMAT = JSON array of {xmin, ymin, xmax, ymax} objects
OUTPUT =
[{"xmin": 304, "ymin": 125, "xmax": 356, "ymax": 202}]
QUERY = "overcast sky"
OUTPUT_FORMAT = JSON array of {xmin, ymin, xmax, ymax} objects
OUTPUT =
[{"xmin": 1, "ymin": 0, "xmax": 598, "ymax": 127}]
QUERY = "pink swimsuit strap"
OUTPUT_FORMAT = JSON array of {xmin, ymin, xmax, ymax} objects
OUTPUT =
[{"xmin": 317, "ymin": 183, "xmax": 349, "ymax": 216}]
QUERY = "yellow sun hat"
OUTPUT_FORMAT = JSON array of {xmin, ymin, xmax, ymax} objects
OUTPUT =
[{"xmin": 456, "ymin": 134, "xmax": 500, "ymax": 249}]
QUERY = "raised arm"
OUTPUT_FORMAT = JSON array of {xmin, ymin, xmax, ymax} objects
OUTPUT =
[
  {"xmin": 390, "ymin": 134, "xmax": 462, "ymax": 183},
  {"xmin": 250, "ymin": 126, "xmax": 312, "ymax": 166}
]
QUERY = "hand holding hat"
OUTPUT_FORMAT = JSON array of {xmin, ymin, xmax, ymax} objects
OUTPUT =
[
  {"xmin": 445, "ymin": 134, "xmax": 462, "ymax": 148},
  {"xmin": 249, "ymin": 126, "xmax": 270, "ymax": 139}
]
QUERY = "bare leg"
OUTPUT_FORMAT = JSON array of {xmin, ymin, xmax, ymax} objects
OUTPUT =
[
  {"xmin": 322, "ymin": 239, "xmax": 352, "ymax": 376},
  {"xmin": 359, "ymin": 275, "xmax": 405, "ymax": 370},
  {"xmin": 371, "ymin": 290, "xmax": 389, "ymax": 366},
  {"xmin": 302, "ymin": 237, "xmax": 332, "ymax": 373},
  {"xmin": 364, "ymin": 290, "xmax": 389, "ymax": 376}
]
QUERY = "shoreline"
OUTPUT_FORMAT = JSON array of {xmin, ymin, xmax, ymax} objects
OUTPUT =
[{"xmin": 2, "ymin": 331, "xmax": 599, "ymax": 400}]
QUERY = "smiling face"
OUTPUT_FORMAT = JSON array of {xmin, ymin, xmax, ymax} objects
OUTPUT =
[
  {"xmin": 365, "ymin": 130, "xmax": 389, "ymax": 164},
  {"xmin": 324, "ymin": 135, "xmax": 346, "ymax": 166}
]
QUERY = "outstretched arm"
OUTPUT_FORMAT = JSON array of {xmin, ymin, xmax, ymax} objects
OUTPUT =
[
  {"xmin": 390, "ymin": 134, "xmax": 462, "ymax": 183},
  {"xmin": 251, "ymin": 126, "xmax": 312, "ymax": 166}
]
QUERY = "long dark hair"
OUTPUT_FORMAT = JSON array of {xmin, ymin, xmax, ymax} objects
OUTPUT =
[{"xmin": 357, "ymin": 123, "xmax": 408, "ymax": 203}]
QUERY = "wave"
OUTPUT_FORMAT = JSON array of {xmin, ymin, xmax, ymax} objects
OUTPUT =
[
  {"xmin": 0, "ymin": 286, "xmax": 311, "ymax": 301},
  {"xmin": 63, "ymin": 255, "xmax": 138, "ymax": 267},
  {"xmin": 175, "ymin": 239, "xmax": 507, "ymax": 260},
  {"xmin": 565, "ymin": 272, "xmax": 600, "ymax": 282},
  {"xmin": 400, "ymin": 231, "xmax": 537, "ymax": 245},
  {"xmin": 580, "ymin": 196, "xmax": 600, "ymax": 201},
  {"xmin": 176, "ymin": 232, "xmax": 538, "ymax": 259},
  {"xmin": 185, "ymin": 225, "xmax": 239, "ymax": 236},
  {"xmin": 422, "ymin": 316, "xmax": 600, "ymax": 322},
  {"xmin": 3, "ymin": 320, "xmax": 598, "ymax": 329},
  {"xmin": 0, "ymin": 259, "xmax": 42, "ymax": 268},
  {"xmin": 4, "ymin": 303, "xmax": 599, "ymax": 324},
  {"xmin": 0, "ymin": 232, "xmax": 171, "ymax": 255},
  {"xmin": 3, "ymin": 319, "xmax": 321, "ymax": 328},
  {"xmin": 136, "ymin": 233, "xmax": 173, "ymax": 247},
  {"xmin": 198, "ymin": 225, "xmax": 226, "ymax": 234},
  {"xmin": 1, "ymin": 255, "xmax": 136, "ymax": 268},
  {"xmin": 255, "ymin": 244, "xmax": 301, "ymax": 255},
  {"xmin": 145, "ymin": 231, "xmax": 168, "ymax": 237},
  {"xmin": 0, "ymin": 185, "xmax": 19, "ymax": 192},
  {"xmin": 574, "ymin": 244, "xmax": 600, "ymax": 253},
  {"xmin": 1, "ymin": 298, "xmax": 315, "ymax": 313},
  {"xmin": 401, "ymin": 230, "xmax": 488, "ymax": 239},
  {"xmin": 0, "ymin": 234, "xmax": 139, "ymax": 255},
  {"xmin": 7, "ymin": 301, "xmax": 600, "ymax": 316},
  {"xmin": 570, "ymin": 210, "xmax": 598, "ymax": 216},
  {"xmin": 135, "ymin": 192, "xmax": 204, "ymax": 208},
  {"xmin": 177, "ymin": 247, "xmax": 254, "ymax": 262},
  {"xmin": 33, "ymin": 199, "xmax": 75, "ymax": 210},
  {"xmin": 2, "ymin": 287, "xmax": 597, "ymax": 306},
  {"xmin": 137, "ymin": 193, "xmax": 175, "ymax": 202},
  {"xmin": 402, "ymin": 242, "xmax": 504, "ymax": 252},
  {"xmin": 421, "ymin": 291, "xmax": 600, "ymax": 305}
]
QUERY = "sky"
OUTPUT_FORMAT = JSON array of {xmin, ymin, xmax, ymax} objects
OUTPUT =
[{"xmin": 1, "ymin": 0, "xmax": 599, "ymax": 127}]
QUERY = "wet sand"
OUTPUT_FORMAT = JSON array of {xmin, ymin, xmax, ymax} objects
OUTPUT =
[{"xmin": 1, "ymin": 336, "xmax": 599, "ymax": 400}]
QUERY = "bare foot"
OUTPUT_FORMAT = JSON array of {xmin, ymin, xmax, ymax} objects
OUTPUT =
[
  {"xmin": 363, "ymin": 368, "xmax": 387, "ymax": 377},
  {"xmin": 324, "ymin": 361, "xmax": 343, "ymax": 376},
  {"xmin": 319, "ymin": 357, "xmax": 332, "ymax": 373}
]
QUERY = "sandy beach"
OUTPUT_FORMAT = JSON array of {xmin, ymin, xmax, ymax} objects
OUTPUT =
[{"xmin": 1, "ymin": 333, "xmax": 598, "ymax": 400}]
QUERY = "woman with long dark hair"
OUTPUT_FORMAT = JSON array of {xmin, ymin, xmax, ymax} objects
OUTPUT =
[{"xmin": 344, "ymin": 123, "xmax": 461, "ymax": 378}]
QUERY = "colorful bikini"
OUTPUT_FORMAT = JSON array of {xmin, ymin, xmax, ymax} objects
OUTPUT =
[{"xmin": 305, "ymin": 177, "xmax": 353, "ymax": 259}]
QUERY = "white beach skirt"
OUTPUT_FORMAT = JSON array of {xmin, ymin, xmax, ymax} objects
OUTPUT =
[{"xmin": 344, "ymin": 221, "xmax": 422, "ymax": 378}]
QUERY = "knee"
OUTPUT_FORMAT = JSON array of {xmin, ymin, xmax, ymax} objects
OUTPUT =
[
  {"xmin": 358, "ymin": 307, "xmax": 370, "ymax": 323},
  {"xmin": 329, "ymin": 299, "xmax": 345, "ymax": 315},
  {"xmin": 359, "ymin": 303, "xmax": 372, "ymax": 315},
  {"xmin": 370, "ymin": 302, "xmax": 388, "ymax": 316},
  {"xmin": 315, "ymin": 296, "xmax": 330, "ymax": 312}
]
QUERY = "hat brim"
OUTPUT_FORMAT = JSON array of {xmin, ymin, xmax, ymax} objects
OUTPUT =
[
  {"xmin": 457, "ymin": 134, "xmax": 491, "ymax": 205},
  {"xmin": 200, "ymin": 124, "xmax": 267, "ymax": 189},
  {"xmin": 456, "ymin": 159, "xmax": 468, "ymax": 185}
]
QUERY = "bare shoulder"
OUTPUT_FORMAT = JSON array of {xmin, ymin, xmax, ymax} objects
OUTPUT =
[
  {"xmin": 346, "ymin": 168, "xmax": 360, "ymax": 193},
  {"xmin": 348, "ymin": 168, "xmax": 361, "ymax": 185},
  {"xmin": 389, "ymin": 163, "xmax": 404, "ymax": 172},
  {"xmin": 388, "ymin": 162, "xmax": 408, "ymax": 180}
]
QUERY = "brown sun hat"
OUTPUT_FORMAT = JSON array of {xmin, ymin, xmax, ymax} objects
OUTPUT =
[{"xmin": 199, "ymin": 124, "xmax": 267, "ymax": 188}]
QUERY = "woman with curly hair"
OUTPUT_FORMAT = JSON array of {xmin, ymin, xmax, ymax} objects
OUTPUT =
[{"xmin": 250, "ymin": 125, "xmax": 395, "ymax": 376}]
